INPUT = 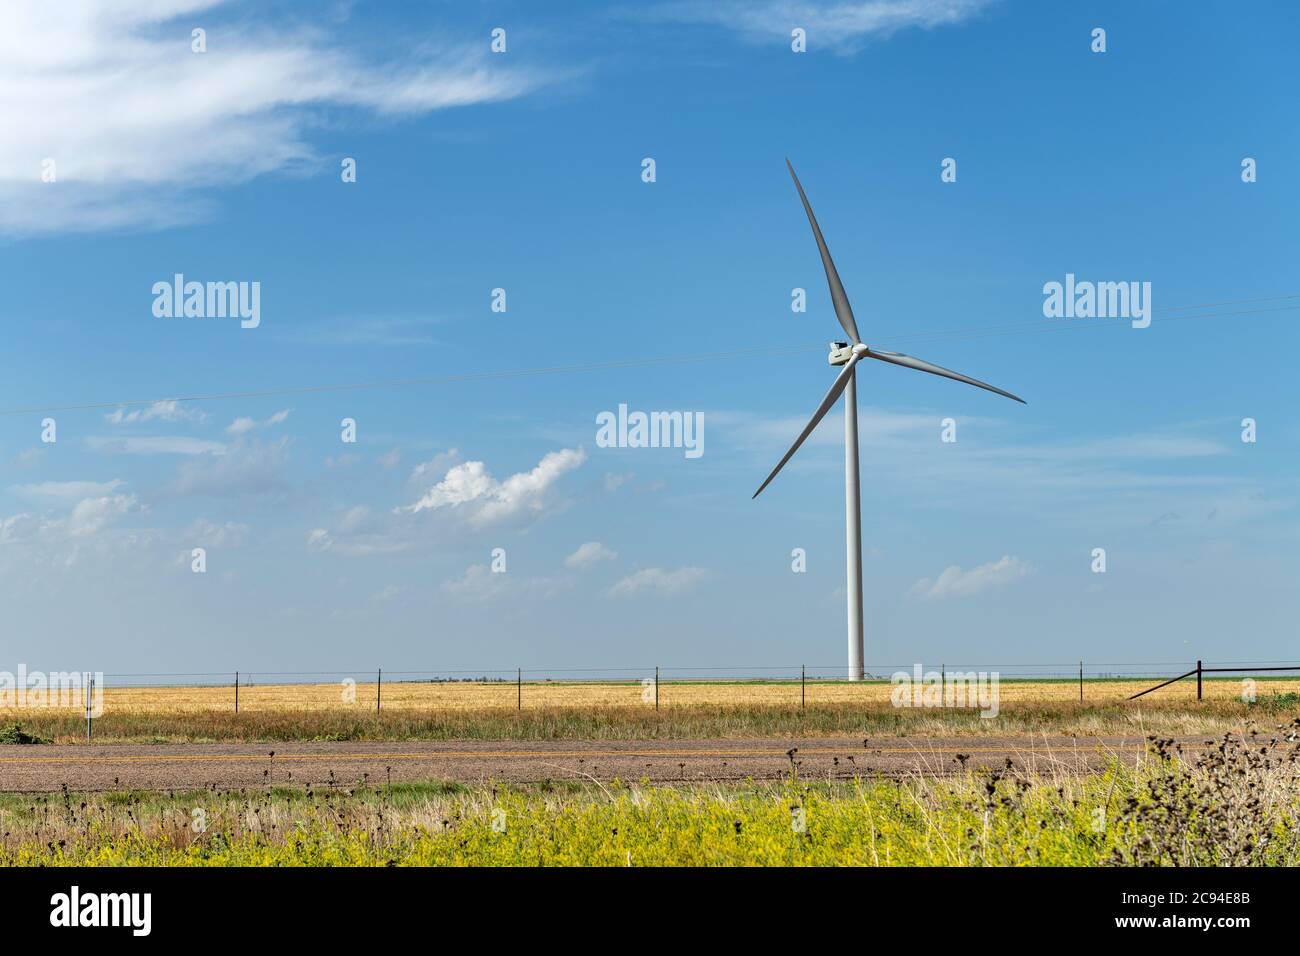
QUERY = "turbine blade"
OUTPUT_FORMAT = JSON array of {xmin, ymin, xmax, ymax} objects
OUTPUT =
[
  {"xmin": 786, "ymin": 159, "xmax": 861, "ymax": 344},
  {"xmin": 865, "ymin": 349, "xmax": 1026, "ymax": 404},
  {"xmin": 753, "ymin": 355, "xmax": 861, "ymax": 499}
]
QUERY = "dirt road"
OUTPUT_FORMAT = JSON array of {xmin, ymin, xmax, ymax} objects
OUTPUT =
[{"xmin": 0, "ymin": 735, "xmax": 1193, "ymax": 792}]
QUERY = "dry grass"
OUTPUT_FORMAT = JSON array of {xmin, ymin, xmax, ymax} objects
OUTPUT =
[
  {"xmin": 0, "ymin": 677, "xmax": 1296, "ymax": 744},
  {"xmin": 15, "ymin": 675, "xmax": 1300, "ymax": 715}
]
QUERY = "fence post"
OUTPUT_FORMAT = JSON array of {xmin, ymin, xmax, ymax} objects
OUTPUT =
[
  {"xmin": 517, "ymin": 668, "xmax": 521, "ymax": 710},
  {"xmin": 655, "ymin": 666, "xmax": 659, "ymax": 712},
  {"xmin": 1079, "ymin": 661, "xmax": 1083, "ymax": 703},
  {"xmin": 1197, "ymin": 660, "xmax": 1202, "ymax": 701},
  {"xmin": 801, "ymin": 664, "xmax": 806, "ymax": 710},
  {"xmin": 235, "ymin": 671, "xmax": 240, "ymax": 713},
  {"xmin": 377, "ymin": 668, "xmax": 382, "ymax": 714},
  {"xmin": 84, "ymin": 672, "xmax": 93, "ymax": 742}
]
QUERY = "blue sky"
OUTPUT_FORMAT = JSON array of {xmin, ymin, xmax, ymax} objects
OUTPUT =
[{"xmin": 1, "ymin": 0, "xmax": 1297, "ymax": 677}]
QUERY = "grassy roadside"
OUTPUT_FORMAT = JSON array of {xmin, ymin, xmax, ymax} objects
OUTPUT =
[
  {"xmin": 1, "ymin": 695, "xmax": 1298, "ymax": 744},
  {"xmin": 3, "ymin": 725, "xmax": 1297, "ymax": 865}
]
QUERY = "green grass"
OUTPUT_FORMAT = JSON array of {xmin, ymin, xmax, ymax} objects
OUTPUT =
[
  {"xmin": 4, "ymin": 726, "xmax": 1297, "ymax": 866},
  {"xmin": 0, "ymin": 724, "xmax": 48, "ymax": 745}
]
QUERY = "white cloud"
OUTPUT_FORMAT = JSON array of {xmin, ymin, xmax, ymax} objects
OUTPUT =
[
  {"xmin": 10, "ymin": 479, "xmax": 123, "ymax": 501},
  {"xmin": 442, "ymin": 564, "xmax": 509, "ymax": 603},
  {"xmin": 650, "ymin": 0, "xmax": 996, "ymax": 52},
  {"xmin": 86, "ymin": 435, "xmax": 226, "ymax": 456},
  {"xmin": 442, "ymin": 563, "xmax": 572, "ymax": 604},
  {"xmin": 187, "ymin": 518, "xmax": 250, "ymax": 548},
  {"xmin": 0, "ymin": 0, "xmax": 551, "ymax": 234},
  {"xmin": 105, "ymin": 400, "xmax": 207, "ymax": 426},
  {"xmin": 401, "ymin": 448, "xmax": 587, "ymax": 526},
  {"xmin": 164, "ymin": 437, "xmax": 289, "ymax": 497},
  {"xmin": 908, "ymin": 555, "xmax": 1029, "ymax": 600},
  {"xmin": 566, "ymin": 541, "xmax": 618, "ymax": 569},
  {"xmin": 11, "ymin": 447, "xmax": 45, "ymax": 468},
  {"xmin": 609, "ymin": 566, "xmax": 707, "ymax": 597},
  {"xmin": 603, "ymin": 472, "xmax": 633, "ymax": 492},
  {"xmin": 0, "ymin": 512, "xmax": 38, "ymax": 544},
  {"xmin": 67, "ymin": 493, "xmax": 140, "ymax": 537},
  {"xmin": 306, "ymin": 528, "xmax": 332, "ymax": 552},
  {"xmin": 226, "ymin": 409, "xmax": 290, "ymax": 436}
]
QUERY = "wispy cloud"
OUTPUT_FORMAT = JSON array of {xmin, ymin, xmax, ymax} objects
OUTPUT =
[
  {"xmin": 10, "ymin": 479, "xmax": 124, "ymax": 501},
  {"xmin": 0, "ymin": 0, "xmax": 552, "ymax": 234},
  {"xmin": 86, "ymin": 436, "xmax": 226, "ymax": 456},
  {"xmin": 908, "ymin": 554, "xmax": 1029, "ymax": 600},
  {"xmin": 565, "ymin": 541, "xmax": 618, "ymax": 569},
  {"xmin": 226, "ymin": 409, "xmax": 290, "ymax": 436},
  {"xmin": 609, "ymin": 566, "xmax": 707, "ymax": 597},
  {"xmin": 105, "ymin": 400, "xmax": 206, "ymax": 426},
  {"xmin": 648, "ymin": 0, "xmax": 997, "ymax": 53},
  {"xmin": 163, "ymin": 437, "xmax": 290, "ymax": 498}
]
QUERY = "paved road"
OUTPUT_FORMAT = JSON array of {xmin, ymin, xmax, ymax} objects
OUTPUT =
[{"xmin": 0, "ymin": 735, "xmax": 1194, "ymax": 792}]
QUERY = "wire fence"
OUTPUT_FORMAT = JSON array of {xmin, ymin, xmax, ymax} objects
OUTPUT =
[
  {"xmin": 5, "ymin": 660, "xmax": 1294, "ymax": 717},
  {"xmin": 82, "ymin": 659, "xmax": 1300, "ymax": 687}
]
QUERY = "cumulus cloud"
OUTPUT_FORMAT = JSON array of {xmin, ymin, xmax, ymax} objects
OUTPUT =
[
  {"xmin": 609, "ymin": 566, "xmax": 707, "ymax": 597},
  {"xmin": 105, "ymin": 400, "xmax": 207, "ymax": 426},
  {"xmin": 908, "ymin": 555, "xmax": 1030, "ymax": 600},
  {"xmin": 0, "ymin": 0, "xmax": 551, "ymax": 234},
  {"xmin": 565, "ymin": 541, "xmax": 618, "ymax": 569},
  {"xmin": 400, "ymin": 448, "xmax": 587, "ymax": 526}
]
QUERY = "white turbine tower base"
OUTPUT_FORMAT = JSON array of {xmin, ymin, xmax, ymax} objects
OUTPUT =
[{"xmin": 754, "ymin": 160, "xmax": 1026, "ymax": 682}]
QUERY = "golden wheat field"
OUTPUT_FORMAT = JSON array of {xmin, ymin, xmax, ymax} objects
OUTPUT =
[{"xmin": 5, "ymin": 675, "xmax": 1297, "ymax": 715}]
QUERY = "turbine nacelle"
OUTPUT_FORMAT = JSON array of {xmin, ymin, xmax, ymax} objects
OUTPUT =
[{"xmin": 827, "ymin": 341, "xmax": 859, "ymax": 366}]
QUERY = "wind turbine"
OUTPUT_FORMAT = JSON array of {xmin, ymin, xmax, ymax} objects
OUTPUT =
[{"xmin": 754, "ymin": 160, "xmax": 1026, "ymax": 682}]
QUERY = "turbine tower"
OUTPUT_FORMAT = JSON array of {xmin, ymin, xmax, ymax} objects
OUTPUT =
[{"xmin": 754, "ymin": 160, "xmax": 1026, "ymax": 681}]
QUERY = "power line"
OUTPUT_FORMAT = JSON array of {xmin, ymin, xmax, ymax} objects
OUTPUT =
[{"xmin": 3, "ymin": 293, "xmax": 1295, "ymax": 417}]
